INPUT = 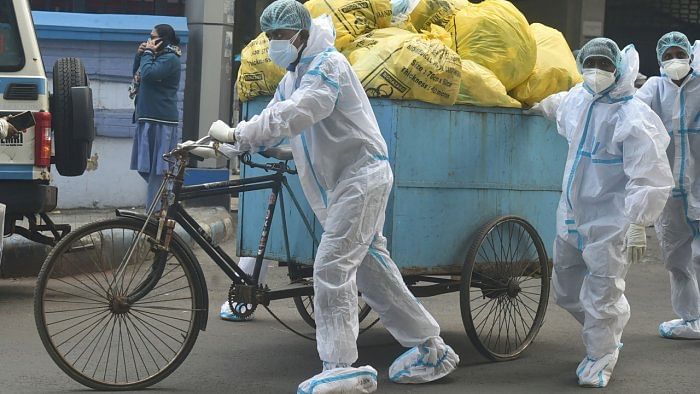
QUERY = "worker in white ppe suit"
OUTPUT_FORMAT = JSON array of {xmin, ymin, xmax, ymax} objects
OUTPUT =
[
  {"xmin": 205, "ymin": 1, "xmax": 459, "ymax": 392},
  {"xmin": 636, "ymin": 32, "xmax": 700, "ymax": 339},
  {"xmin": 531, "ymin": 38, "xmax": 674, "ymax": 388},
  {"xmin": 0, "ymin": 117, "xmax": 19, "ymax": 261}
]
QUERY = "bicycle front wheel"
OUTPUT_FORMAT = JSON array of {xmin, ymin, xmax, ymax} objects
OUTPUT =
[{"xmin": 34, "ymin": 217, "xmax": 204, "ymax": 390}]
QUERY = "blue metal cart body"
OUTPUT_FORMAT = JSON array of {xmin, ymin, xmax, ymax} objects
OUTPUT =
[{"xmin": 238, "ymin": 98, "xmax": 568, "ymax": 274}]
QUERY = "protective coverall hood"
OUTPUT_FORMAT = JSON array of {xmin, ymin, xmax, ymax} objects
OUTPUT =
[
  {"xmin": 607, "ymin": 45, "xmax": 639, "ymax": 99},
  {"xmin": 297, "ymin": 15, "xmax": 336, "ymax": 68},
  {"xmin": 656, "ymin": 31, "xmax": 693, "ymax": 63},
  {"xmin": 657, "ymin": 39, "xmax": 700, "ymax": 80},
  {"xmin": 579, "ymin": 44, "xmax": 639, "ymax": 100}
]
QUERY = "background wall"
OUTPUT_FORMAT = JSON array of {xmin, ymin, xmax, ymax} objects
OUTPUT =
[{"xmin": 32, "ymin": 11, "xmax": 188, "ymax": 208}]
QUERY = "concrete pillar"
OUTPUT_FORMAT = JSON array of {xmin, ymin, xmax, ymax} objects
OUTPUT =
[
  {"xmin": 580, "ymin": 0, "xmax": 606, "ymax": 45},
  {"xmin": 182, "ymin": 0, "xmax": 235, "ymax": 208},
  {"xmin": 183, "ymin": 0, "xmax": 235, "ymax": 144}
]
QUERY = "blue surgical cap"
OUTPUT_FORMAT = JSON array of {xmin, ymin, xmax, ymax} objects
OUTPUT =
[
  {"xmin": 260, "ymin": 0, "xmax": 312, "ymax": 33},
  {"xmin": 577, "ymin": 37, "xmax": 622, "ymax": 74},
  {"xmin": 656, "ymin": 31, "xmax": 692, "ymax": 62}
]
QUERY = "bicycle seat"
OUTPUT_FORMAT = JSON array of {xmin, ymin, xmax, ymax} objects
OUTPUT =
[{"xmin": 259, "ymin": 146, "xmax": 293, "ymax": 161}]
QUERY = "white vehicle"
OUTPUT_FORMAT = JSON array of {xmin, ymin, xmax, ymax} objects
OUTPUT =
[{"xmin": 1, "ymin": 0, "xmax": 94, "ymax": 244}]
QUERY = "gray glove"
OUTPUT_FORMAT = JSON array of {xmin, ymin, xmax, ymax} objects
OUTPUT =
[
  {"xmin": 178, "ymin": 140, "xmax": 218, "ymax": 159},
  {"xmin": 624, "ymin": 223, "xmax": 647, "ymax": 264}
]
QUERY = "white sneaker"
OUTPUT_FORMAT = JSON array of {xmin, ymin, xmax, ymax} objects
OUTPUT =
[
  {"xmin": 219, "ymin": 301, "xmax": 255, "ymax": 322},
  {"xmin": 659, "ymin": 318, "xmax": 700, "ymax": 339},
  {"xmin": 389, "ymin": 336, "xmax": 460, "ymax": 384},
  {"xmin": 297, "ymin": 366, "xmax": 377, "ymax": 394},
  {"xmin": 576, "ymin": 349, "xmax": 619, "ymax": 388}
]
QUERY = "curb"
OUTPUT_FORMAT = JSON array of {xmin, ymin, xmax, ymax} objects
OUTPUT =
[{"xmin": 0, "ymin": 207, "xmax": 234, "ymax": 278}]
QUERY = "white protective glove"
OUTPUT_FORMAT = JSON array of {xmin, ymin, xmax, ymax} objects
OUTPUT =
[
  {"xmin": 624, "ymin": 223, "xmax": 646, "ymax": 264},
  {"xmin": 208, "ymin": 120, "xmax": 236, "ymax": 143},
  {"xmin": 178, "ymin": 140, "xmax": 219, "ymax": 160}
]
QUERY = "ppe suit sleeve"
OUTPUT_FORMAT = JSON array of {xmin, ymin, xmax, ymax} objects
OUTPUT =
[
  {"xmin": 537, "ymin": 91, "xmax": 569, "ymax": 124},
  {"xmin": 234, "ymin": 58, "xmax": 341, "ymax": 153},
  {"xmin": 615, "ymin": 104, "xmax": 673, "ymax": 226},
  {"xmin": 224, "ymin": 78, "xmax": 287, "ymax": 153},
  {"xmin": 634, "ymin": 77, "xmax": 660, "ymax": 106}
]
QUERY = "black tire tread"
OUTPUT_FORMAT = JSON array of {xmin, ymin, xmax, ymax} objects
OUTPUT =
[{"xmin": 52, "ymin": 57, "xmax": 89, "ymax": 176}]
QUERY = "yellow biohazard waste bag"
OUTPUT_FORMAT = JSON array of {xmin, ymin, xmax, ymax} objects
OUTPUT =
[
  {"xmin": 510, "ymin": 23, "xmax": 583, "ymax": 106},
  {"xmin": 305, "ymin": 0, "xmax": 393, "ymax": 51},
  {"xmin": 410, "ymin": 0, "xmax": 468, "ymax": 31},
  {"xmin": 236, "ymin": 33, "xmax": 286, "ymax": 102},
  {"xmin": 457, "ymin": 60, "xmax": 521, "ymax": 108},
  {"xmin": 345, "ymin": 25, "xmax": 462, "ymax": 105},
  {"xmin": 446, "ymin": 0, "xmax": 536, "ymax": 91}
]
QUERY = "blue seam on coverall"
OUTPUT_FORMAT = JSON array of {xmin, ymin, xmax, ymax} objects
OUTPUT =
[
  {"xmin": 591, "ymin": 157, "xmax": 623, "ymax": 164},
  {"xmin": 389, "ymin": 347, "xmax": 452, "ymax": 382},
  {"xmin": 566, "ymin": 99, "xmax": 600, "ymax": 210}
]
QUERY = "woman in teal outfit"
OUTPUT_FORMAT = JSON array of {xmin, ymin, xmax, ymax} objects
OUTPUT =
[{"xmin": 130, "ymin": 24, "xmax": 182, "ymax": 210}]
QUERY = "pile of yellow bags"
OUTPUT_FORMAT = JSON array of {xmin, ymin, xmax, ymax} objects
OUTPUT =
[
  {"xmin": 446, "ymin": 0, "xmax": 536, "ymax": 91},
  {"xmin": 457, "ymin": 60, "xmax": 521, "ymax": 108},
  {"xmin": 510, "ymin": 23, "xmax": 582, "ymax": 106},
  {"xmin": 236, "ymin": 33, "xmax": 286, "ymax": 102},
  {"xmin": 237, "ymin": 0, "xmax": 581, "ymax": 108},
  {"xmin": 305, "ymin": 0, "xmax": 393, "ymax": 51},
  {"xmin": 344, "ymin": 26, "xmax": 462, "ymax": 105},
  {"xmin": 409, "ymin": 0, "xmax": 468, "ymax": 31}
]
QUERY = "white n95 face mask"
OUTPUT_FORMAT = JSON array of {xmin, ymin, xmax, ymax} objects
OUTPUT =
[
  {"xmin": 582, "ymin": 69, "xmax": 616, "ymax": 94},
  {"xmin": 662, "ymin": 58, "xmax": 691, "ymax": 81},
  {"xmin": 269, "ymin": 30, "xmax": 301, "ymax": 68}
]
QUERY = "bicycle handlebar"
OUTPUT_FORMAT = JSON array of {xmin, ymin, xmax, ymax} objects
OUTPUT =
[{"xmin": 165, "ymin": 139, "xmax": 297, "ymax": 175}]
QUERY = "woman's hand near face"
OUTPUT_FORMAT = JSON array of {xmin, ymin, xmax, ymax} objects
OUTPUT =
[{"xmin": 145, "ymin": 38, "xmax": 163, "ymax": 53}]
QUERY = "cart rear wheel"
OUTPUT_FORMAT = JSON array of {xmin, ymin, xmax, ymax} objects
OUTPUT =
[
  {"xmin": 460, "ymin": 216, "xmax": 549, "ymax": 361},
  {"xmin": 293, "ymin": 295, "xmax": 372, "ymax": 329}
]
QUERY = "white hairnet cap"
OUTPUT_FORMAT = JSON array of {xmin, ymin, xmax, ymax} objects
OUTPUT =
[
  {"xmin": 656, "ymin": 31, "xmax": 692, "ymax": 62},
  {"xmin": 260, "ymin": 0, "xmax": 312, "ymax": 33},
  {"xmin": 577, "ymin": 37, "xmax": 623, "ymax": 75}
]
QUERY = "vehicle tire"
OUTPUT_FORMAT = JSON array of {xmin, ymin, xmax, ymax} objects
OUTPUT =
[
  {"xmin": 52, "ymin": 57, "xmax": 91, "ymax": 177},
  {"xmin": 460, "ymin": 216, "xmax": 550, "ymax": 361},
  {"xmin": 34, "ymin": 217, "xmax": 204, "ymax": 390}
]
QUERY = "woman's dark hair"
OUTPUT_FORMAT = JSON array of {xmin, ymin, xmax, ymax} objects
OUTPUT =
[{"xmin": 154, "ymin": 24, "xmax": 180, "ymax": 46}]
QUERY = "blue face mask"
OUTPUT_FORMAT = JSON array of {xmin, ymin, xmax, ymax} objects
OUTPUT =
[{"xmin": 269, "ymin": 30, "xmax": 301, "ymax": 68}]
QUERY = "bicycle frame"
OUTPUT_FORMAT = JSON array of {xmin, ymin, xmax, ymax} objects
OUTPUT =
[{"xmin": 120, "ymin": 150, "xmax": 319, "ymax": 308}]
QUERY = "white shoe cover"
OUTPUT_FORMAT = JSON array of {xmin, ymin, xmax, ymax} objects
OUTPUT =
[
  {"xmin": 576, "ymin": 349, "xmax": 619, "ymax": 388},
  {"xmin": 389, "ymin": 337, "xmax": 460, "ymax": 384},
  {"xmin": 297, "ymin": 366, "xmax": 377, "ymax": 394},
  {"xmin": 659, "ymin": 318, "xmax": 700, "ymax": 339}
]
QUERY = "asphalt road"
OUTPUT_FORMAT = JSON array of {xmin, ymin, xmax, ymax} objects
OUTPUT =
[{"xmin": 1, "ymin": 230, "xmax": 699, "ymax": 393}]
